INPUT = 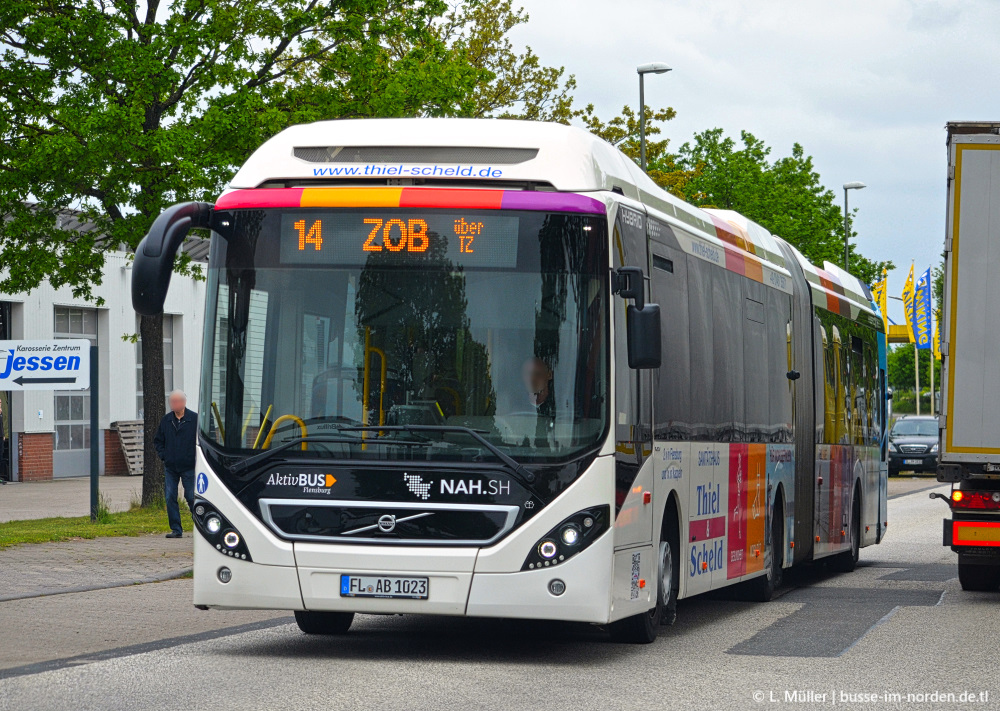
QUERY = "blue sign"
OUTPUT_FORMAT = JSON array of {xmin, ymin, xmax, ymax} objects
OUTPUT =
[
  {"xmin": 196, "ymin": 472, "xmax": 209, "ymax": 495},
  {"xmin": 914, "ymin": 267, "xmax": 932, "ymax": 350}
]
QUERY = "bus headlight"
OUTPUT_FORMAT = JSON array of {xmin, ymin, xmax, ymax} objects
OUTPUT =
[
  {"xmin": 560, "ymin": 525, "xmax": 581, "ymax": 547},
  {"xmin": 523, "ymin": 506, "xmax": 609, "ymax": 571},
  {"xmin": 538, "ymin": 540, "xmax": 558, "ymax": 559},
  {"xmin": 191, "ymin": 498, "xmax": 253, "ymax": 562}
]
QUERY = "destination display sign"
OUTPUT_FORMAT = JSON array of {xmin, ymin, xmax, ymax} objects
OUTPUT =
[
  {"xmin": 0, "ymin": 340, "xmax": 91, "ymax": 391},
  {"xmin": 279, "ymin": 210, "xmax": 519, "ymax": 268}
]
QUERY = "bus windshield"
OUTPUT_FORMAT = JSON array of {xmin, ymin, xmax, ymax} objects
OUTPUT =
[{"xmin": 199, "ymin": 207, "xmax": 608, "ymax": 465}]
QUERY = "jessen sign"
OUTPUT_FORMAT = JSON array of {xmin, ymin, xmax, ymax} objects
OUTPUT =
[{"xmin": 0, "ymin": 340, "xmax": 90, "ymax": 391}]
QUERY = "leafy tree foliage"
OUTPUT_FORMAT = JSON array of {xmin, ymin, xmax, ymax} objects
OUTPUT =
[
  {"xmin": 674, "ymin": 129, "xmax": 892, "ymax": 285},
  {"xmin": 887, "ymin": 343, "xmax": 940, "ymax": 394},
  {"xmin": 0, "ymin": 0, "xmax": 569, "ymax": 503},
  {"xmin": 576, "ymin": 107, "xmax": 891, "ymax": 285}
]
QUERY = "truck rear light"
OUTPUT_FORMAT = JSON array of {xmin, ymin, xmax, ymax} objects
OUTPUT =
[{"xmin": 950, "ymin": 490, "xmax": 1000, "ymax": 510}]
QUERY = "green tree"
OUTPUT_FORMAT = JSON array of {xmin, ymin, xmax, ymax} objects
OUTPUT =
[
  {"xmin": 0, "ymin": 0, "xmax": 565, "ymax": 504},
  {"xmin": 431, "ymin": 0, "xmax": 577, "ymax": 122},
  {"xmin": 674, "ymin": 129, "xmax": 892, "ymax": 285},
  {"xmin": 887, "ymin": 343, "xmax": 940, "ymax": 395},
  {"xmin": 578, "ymin": 104, "xmax": 695, "ymax": 198}
]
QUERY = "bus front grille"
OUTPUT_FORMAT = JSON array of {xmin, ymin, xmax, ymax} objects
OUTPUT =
[{"xmin": 259, "ymin": 498, "xmax": 520, "ymax": 546}]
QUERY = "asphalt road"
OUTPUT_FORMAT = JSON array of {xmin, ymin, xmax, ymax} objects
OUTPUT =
[{"xmin": 2, "ymin": 479, "xmax": 997, "ymax": 711}]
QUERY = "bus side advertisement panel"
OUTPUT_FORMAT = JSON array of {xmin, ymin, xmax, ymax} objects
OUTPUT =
[
  {"xmin": 727, "ymin": 443, "xmax": 749, "ymax": 579},
  {"xmin": 744, "ymin": 443, "xmax": 767, "ymax": 575},
  {"xmin": 687, "ymin": 443, "xmax": 727, "ymax": 594}
]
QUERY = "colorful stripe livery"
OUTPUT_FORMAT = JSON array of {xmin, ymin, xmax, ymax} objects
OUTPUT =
[{"xmin": 214, "ymin": 187, "xmax": 607, "ymax": 215}]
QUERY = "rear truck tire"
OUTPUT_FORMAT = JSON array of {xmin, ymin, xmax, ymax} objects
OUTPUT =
[
  {"xmin": 745, "ymin": 500, "xmax": 784, "ymax": 602},
  {"xmin": 294, "ymin": 610, "xmax": 355, "ymax": 635},
  {"xmin": 610, "ymin": 512, "xmax": 678, "ymax": 643},
  {"xmin": 958, "ymin": 561, "xmax": 1000, "ymax": 591},
  {"xmin": 829, "ymin": 489, "xmax": 861, "ymax": 573}
]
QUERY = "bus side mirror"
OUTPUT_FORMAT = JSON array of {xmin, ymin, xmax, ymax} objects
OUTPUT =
[
  {"xmin": 132, "ymin": 202, "xmax": 215, "ymax": 315},
  {"xmin": 627, "ymin": 303, "xmax": 662, "ymax": 369},
  {"xmin": 614, "ymin": 266, "xmax": 662, "ymax": 369}
]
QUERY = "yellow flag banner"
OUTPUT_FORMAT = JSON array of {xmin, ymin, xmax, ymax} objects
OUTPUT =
[
  {"xmin": 901, "ymin": 264, "xmax": 916, "ymax": 343},
  {"xmin": 870, "ymin": 269, "xmax": 888, "ymax": 332},
  {"xmin": 933, "ymin": 308, "xmax": 942, "ymax": 361}
]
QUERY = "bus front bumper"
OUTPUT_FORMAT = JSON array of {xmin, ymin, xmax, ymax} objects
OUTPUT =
[{"xmin": 193, "ymin": 528, "xmax": 614, "ymax": 624}]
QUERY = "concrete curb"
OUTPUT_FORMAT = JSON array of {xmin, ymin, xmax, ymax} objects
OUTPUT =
[{"xmin": 0, "ymin": 568, "xmax": 193, "ymax": 603}]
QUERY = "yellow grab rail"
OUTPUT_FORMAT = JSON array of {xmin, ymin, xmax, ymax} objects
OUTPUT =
[
  {"xmin": 260, "ymin": 414, "xmax": 308, "ymax": 451},
  {"xmin": 211, "ymin": 402, "xmax": 225, "ymax": 440},
  {"xmin": 362, "ymin": 328, "xmax": 388, "ymax": 449},
  {"xmin": 252, "ymin": 404, "xmax": 273, "ymax": 449}
]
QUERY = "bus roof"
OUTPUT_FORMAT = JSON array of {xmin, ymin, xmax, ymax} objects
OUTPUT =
[{"xmin": 228, "ymin": 118, "xmax": 878, "ymax": 323}]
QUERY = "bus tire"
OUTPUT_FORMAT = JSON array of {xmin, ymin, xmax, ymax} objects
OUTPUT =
[
  {"xmin": 745, "ymin": 499, "xmax": 784, "ymax": 602},
  {"xmin": 829, "ymin": 489, "xmax": 861, "ymax": 573},
  {"xmin": 294, "ymin": 610, "xmax": 355, "ymax": 635},
  {"xmin": 610, "ymin": 513, "xmax": 677, "ymax": 643},
  {"xmin": 958, "ymin": 561, "xmax": 1000, "ymax": 591}
]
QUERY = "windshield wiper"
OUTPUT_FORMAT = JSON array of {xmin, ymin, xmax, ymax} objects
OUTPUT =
[
  {"xmin": 342, "ymin": 425, "xmax": 536, "ymax": 484},
  {"xmin": 229, "ymin": 434, "xmax": 429, "ymax": 475}
]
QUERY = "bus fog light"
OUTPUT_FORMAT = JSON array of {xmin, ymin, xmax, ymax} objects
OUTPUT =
[
  {"xmin": 538, "ymin": 540, "xmax": 558, "ymax": 559},
  {"xmin": 194, "ymin": 504, "xmax": 205, "ymax": 517},
  {"xmin": 560, "ymin": 525, "xmax": 580, "ymax": 546},
  {"xmin": 218, "ymin": 567, "xmax": 232, "ymax": 584},
  {"xmin": 206, "ymin": 516, "xmax": 222, "ymax": 534},
  {"xmin": 223, "ymin": 531, "xmax": 241, "ymax": 549},
  {"xmin": 582, "ymin": 516, "xmax": 594, "ymax": 529},
  {"xmin": 548, "ymin": 579, "xmax": 566, "ymax": 596}
]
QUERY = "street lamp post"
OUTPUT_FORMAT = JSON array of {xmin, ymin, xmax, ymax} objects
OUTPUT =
[
  {"xmin": 843, "ymin": 181, "xmax": 866, "ymax": 270},
  {"xmin": 637, "ymin": 62, "xmax": 672, "ymax": 172}
]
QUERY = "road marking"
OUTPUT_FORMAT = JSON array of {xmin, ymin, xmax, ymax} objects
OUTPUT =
[
  {"xmin": 0, "ymin": 617, "xmax": 294, "ymax": 680},
  {"xmin": 888, "ymin": 482, "xmax": 947, "ymax": 500}
]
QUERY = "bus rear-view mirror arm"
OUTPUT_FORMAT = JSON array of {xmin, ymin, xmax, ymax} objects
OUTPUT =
[
  {"xmin": 613, "ymin": 266, "xmax": 662, "ymax": 370},
  {"xmin": 132, "ymin": 201, "xmax": 216, "ymax": 316}
]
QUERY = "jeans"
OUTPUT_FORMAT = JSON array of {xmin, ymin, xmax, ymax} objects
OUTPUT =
[{"xmin": 165, "ymin": 467, "xmax": 195, "ymax": 535}]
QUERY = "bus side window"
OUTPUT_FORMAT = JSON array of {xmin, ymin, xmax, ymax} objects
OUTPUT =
[
  {"xmin": 687, "ymin": 256, "xmax": 714, "ymax": 441},
  {"xmin": 650, "ymin": 244, "xmax": 689, "ymax": 440}
]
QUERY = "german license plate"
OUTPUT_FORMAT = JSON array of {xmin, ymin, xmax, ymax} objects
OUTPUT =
[
  {"xmin": 340, "ymin": 574, "xmax": 428, "ymax": 599},
  {"xmin": 904, "ymin": 459, "xmax": 922, "ymax": 466}
]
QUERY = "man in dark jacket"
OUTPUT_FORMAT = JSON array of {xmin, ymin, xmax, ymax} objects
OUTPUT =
[{"xmin": 153, "ymin": 390, "xmax": 198, "ymax": 538}]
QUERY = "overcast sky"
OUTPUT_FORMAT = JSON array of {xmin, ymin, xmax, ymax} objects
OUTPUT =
[{"xmin": 511, "ymin": 0, "xmax": 997, "ymax": 324}]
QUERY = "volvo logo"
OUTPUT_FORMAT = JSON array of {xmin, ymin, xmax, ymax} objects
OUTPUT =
[{"xmin": 377, "ymin": 515, "xmax": 397, "ymax": 532}]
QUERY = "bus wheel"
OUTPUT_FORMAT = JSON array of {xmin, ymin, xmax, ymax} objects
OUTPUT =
[
  {"xmin": 958, "ymin": 561, "xmax": 1000, "ymax": 591},
  {"xmin": 745, "ymin": 501, "xmax": 783, "ymax": 602},
  {"xmin": 830, "ymin": 490, "xmax": 861, "ymax": 573},
  {"xmin": 294, "ymin": 610, "xmax": 355, "ymax": 635},
  {"xmin": 610, "ymin": 513, "xmax": 678, "ymax": 643}
]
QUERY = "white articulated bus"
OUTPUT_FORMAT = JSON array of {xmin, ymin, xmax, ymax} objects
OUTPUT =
[{"xmin": 133, "ymin": 119, "xmax": 888, "ymax": 643}]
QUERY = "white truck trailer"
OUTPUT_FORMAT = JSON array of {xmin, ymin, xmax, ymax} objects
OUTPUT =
[{"xmin": 936, "ymin": 121, "xmax": 1000, "ymax": 590}]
